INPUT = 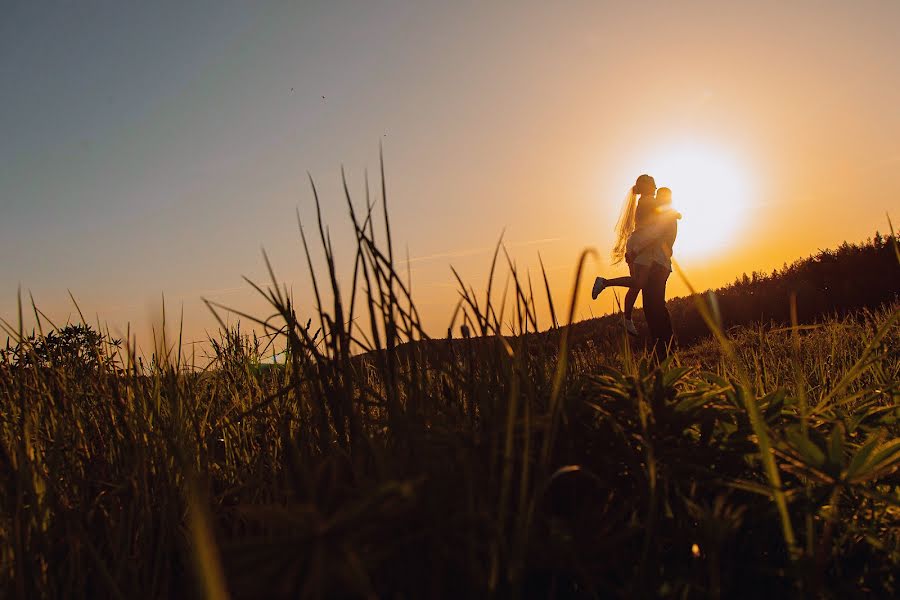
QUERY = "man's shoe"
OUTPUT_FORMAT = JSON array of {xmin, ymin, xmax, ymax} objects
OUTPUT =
[{"xmin": 591, "ymin": 277, "xmax": 606, "ymax": 300}]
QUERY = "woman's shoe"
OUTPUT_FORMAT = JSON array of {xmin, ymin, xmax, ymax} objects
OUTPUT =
[
  {"xmin": 591, "ymin": 277, "xmax": 607, "ymax": 300},
  {"xmin": 623, "ymin": 318, "xmax": 638, "ymax": 336}
]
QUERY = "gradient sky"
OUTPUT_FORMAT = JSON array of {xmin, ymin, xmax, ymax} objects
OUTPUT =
[{"xmin": 3, "ymin": 1, "xmax": 899, "ymax": 353}]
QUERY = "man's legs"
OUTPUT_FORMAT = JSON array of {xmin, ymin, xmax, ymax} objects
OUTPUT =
[{"xmin": 643, "ymin": 264, "xmax": 673, "ymax": 359}]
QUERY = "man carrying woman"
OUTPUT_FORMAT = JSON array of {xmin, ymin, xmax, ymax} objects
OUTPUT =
[{"xmin": 592, "ymin": 174, "xmax": 680, "ymax": 358}]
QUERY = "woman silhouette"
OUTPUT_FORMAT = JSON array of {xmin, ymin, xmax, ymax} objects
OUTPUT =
[{"xmin": 593, "ymin": 176, "xmax": 679, "ymax": 357}]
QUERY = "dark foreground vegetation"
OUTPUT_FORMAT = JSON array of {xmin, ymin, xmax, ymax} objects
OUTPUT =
[{"xmin": 2, "ymin": 173, "xmax": 899, "ymax": 598}]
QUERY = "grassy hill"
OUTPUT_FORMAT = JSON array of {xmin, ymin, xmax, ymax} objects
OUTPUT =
[
  {"xmin": 561, "ymin": 231, "xmax": 900, "ymax": 354},
  {"xmin": 1, "ymin": 196, "xmax": 898, "ymax": 598}
]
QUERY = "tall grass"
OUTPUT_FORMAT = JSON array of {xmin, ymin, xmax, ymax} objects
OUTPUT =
[{"xmin": 1, "ymin": 163, "xmax": 898, "ymax": 598}]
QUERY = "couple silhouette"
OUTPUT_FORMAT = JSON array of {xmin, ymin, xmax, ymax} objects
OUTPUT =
[{"xmin": 592, "ymin": 174, "xmax": 680, "ymax": 357}]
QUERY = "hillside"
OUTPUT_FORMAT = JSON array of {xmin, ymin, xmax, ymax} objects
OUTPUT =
[
  {"xmin": 1, "ymin": 223, "xmax": 898, "ymax": 598},
  {"xmin": 562, "ymin": 231, "xmax": 900, "ymax": 352}
]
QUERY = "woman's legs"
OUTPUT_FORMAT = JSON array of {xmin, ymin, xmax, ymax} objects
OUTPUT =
[
  {"xmin": 600, "ymin": 276, "xmax": 634, "ymax": 288},
  {"xmin": 593, "ymin": 264, "xmax": 650, "ymax": 318},
  {"xmin": 593, "ymin": 263, "xmax": 648, "ymax": 303},
  {"xmin": 642, "ymin": 263, "xmax": 674, "ymax": 358},
  {"xmin": 623, "ymin": 264, "xmax": 648, "ymax": 320},
  {"xmin": 592, "ymin": 274, "xmax": 634, "ymax": 300},
  {"xmin": 623, "ymin": 287, "xmax": 639, "ymax": 320}
]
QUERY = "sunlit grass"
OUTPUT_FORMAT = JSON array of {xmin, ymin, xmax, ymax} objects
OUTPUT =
[{"xmin": 0, "ymin": 164, "xmax": 898, "ymax": 598}]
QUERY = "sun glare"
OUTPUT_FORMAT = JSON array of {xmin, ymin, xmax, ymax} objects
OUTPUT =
[{"xmin": 642, "ymin": 143, "xmax": 752, "ymax": 260}]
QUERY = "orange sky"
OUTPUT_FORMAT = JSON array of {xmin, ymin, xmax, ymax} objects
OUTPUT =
[{"xmin": 2, "ymin": 2, "xmax": 899, "ymax": 355}]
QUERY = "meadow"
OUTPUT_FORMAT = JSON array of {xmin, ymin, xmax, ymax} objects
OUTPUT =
[{"xmin": 1, "ymin": 176, "xmax": 898, "ymax": 599}]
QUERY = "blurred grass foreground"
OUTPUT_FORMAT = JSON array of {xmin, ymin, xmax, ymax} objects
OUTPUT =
[{"xmin": 1, "ymin": 167, "xmax": 899, "ymax": 599}]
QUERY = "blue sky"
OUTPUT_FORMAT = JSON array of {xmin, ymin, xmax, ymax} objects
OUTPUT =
[{"xmin": 3, "ymin": 1, "xmax": 899, "ymax": 349}]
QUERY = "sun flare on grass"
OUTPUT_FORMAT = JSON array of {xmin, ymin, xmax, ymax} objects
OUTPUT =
[{"xmin": 643, "ymin": 143, "xmax": 753, "ymax": 259}]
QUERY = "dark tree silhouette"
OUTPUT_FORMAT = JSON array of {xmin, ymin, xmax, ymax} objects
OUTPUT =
[
  {"xmin": 568, "ymin": 231, "xmax": 900, "ymax": 350},
  {"xmin": 4, "ymin": 324, "xmax": 121, "ymax": 375}
]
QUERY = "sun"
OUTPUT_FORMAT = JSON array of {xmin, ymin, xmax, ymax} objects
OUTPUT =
[{"xmin": 641, "ymin": 143, "xmax": 752, "ymax": 260}]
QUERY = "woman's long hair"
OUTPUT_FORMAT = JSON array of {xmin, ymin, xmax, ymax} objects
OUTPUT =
[
  {"xmin": 611, "ymin": 174, "xmax": 655, "ymax": 264},
  {"xmin": 611, "ymin": 189, "xmax": 638, "ymax": 264}
]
